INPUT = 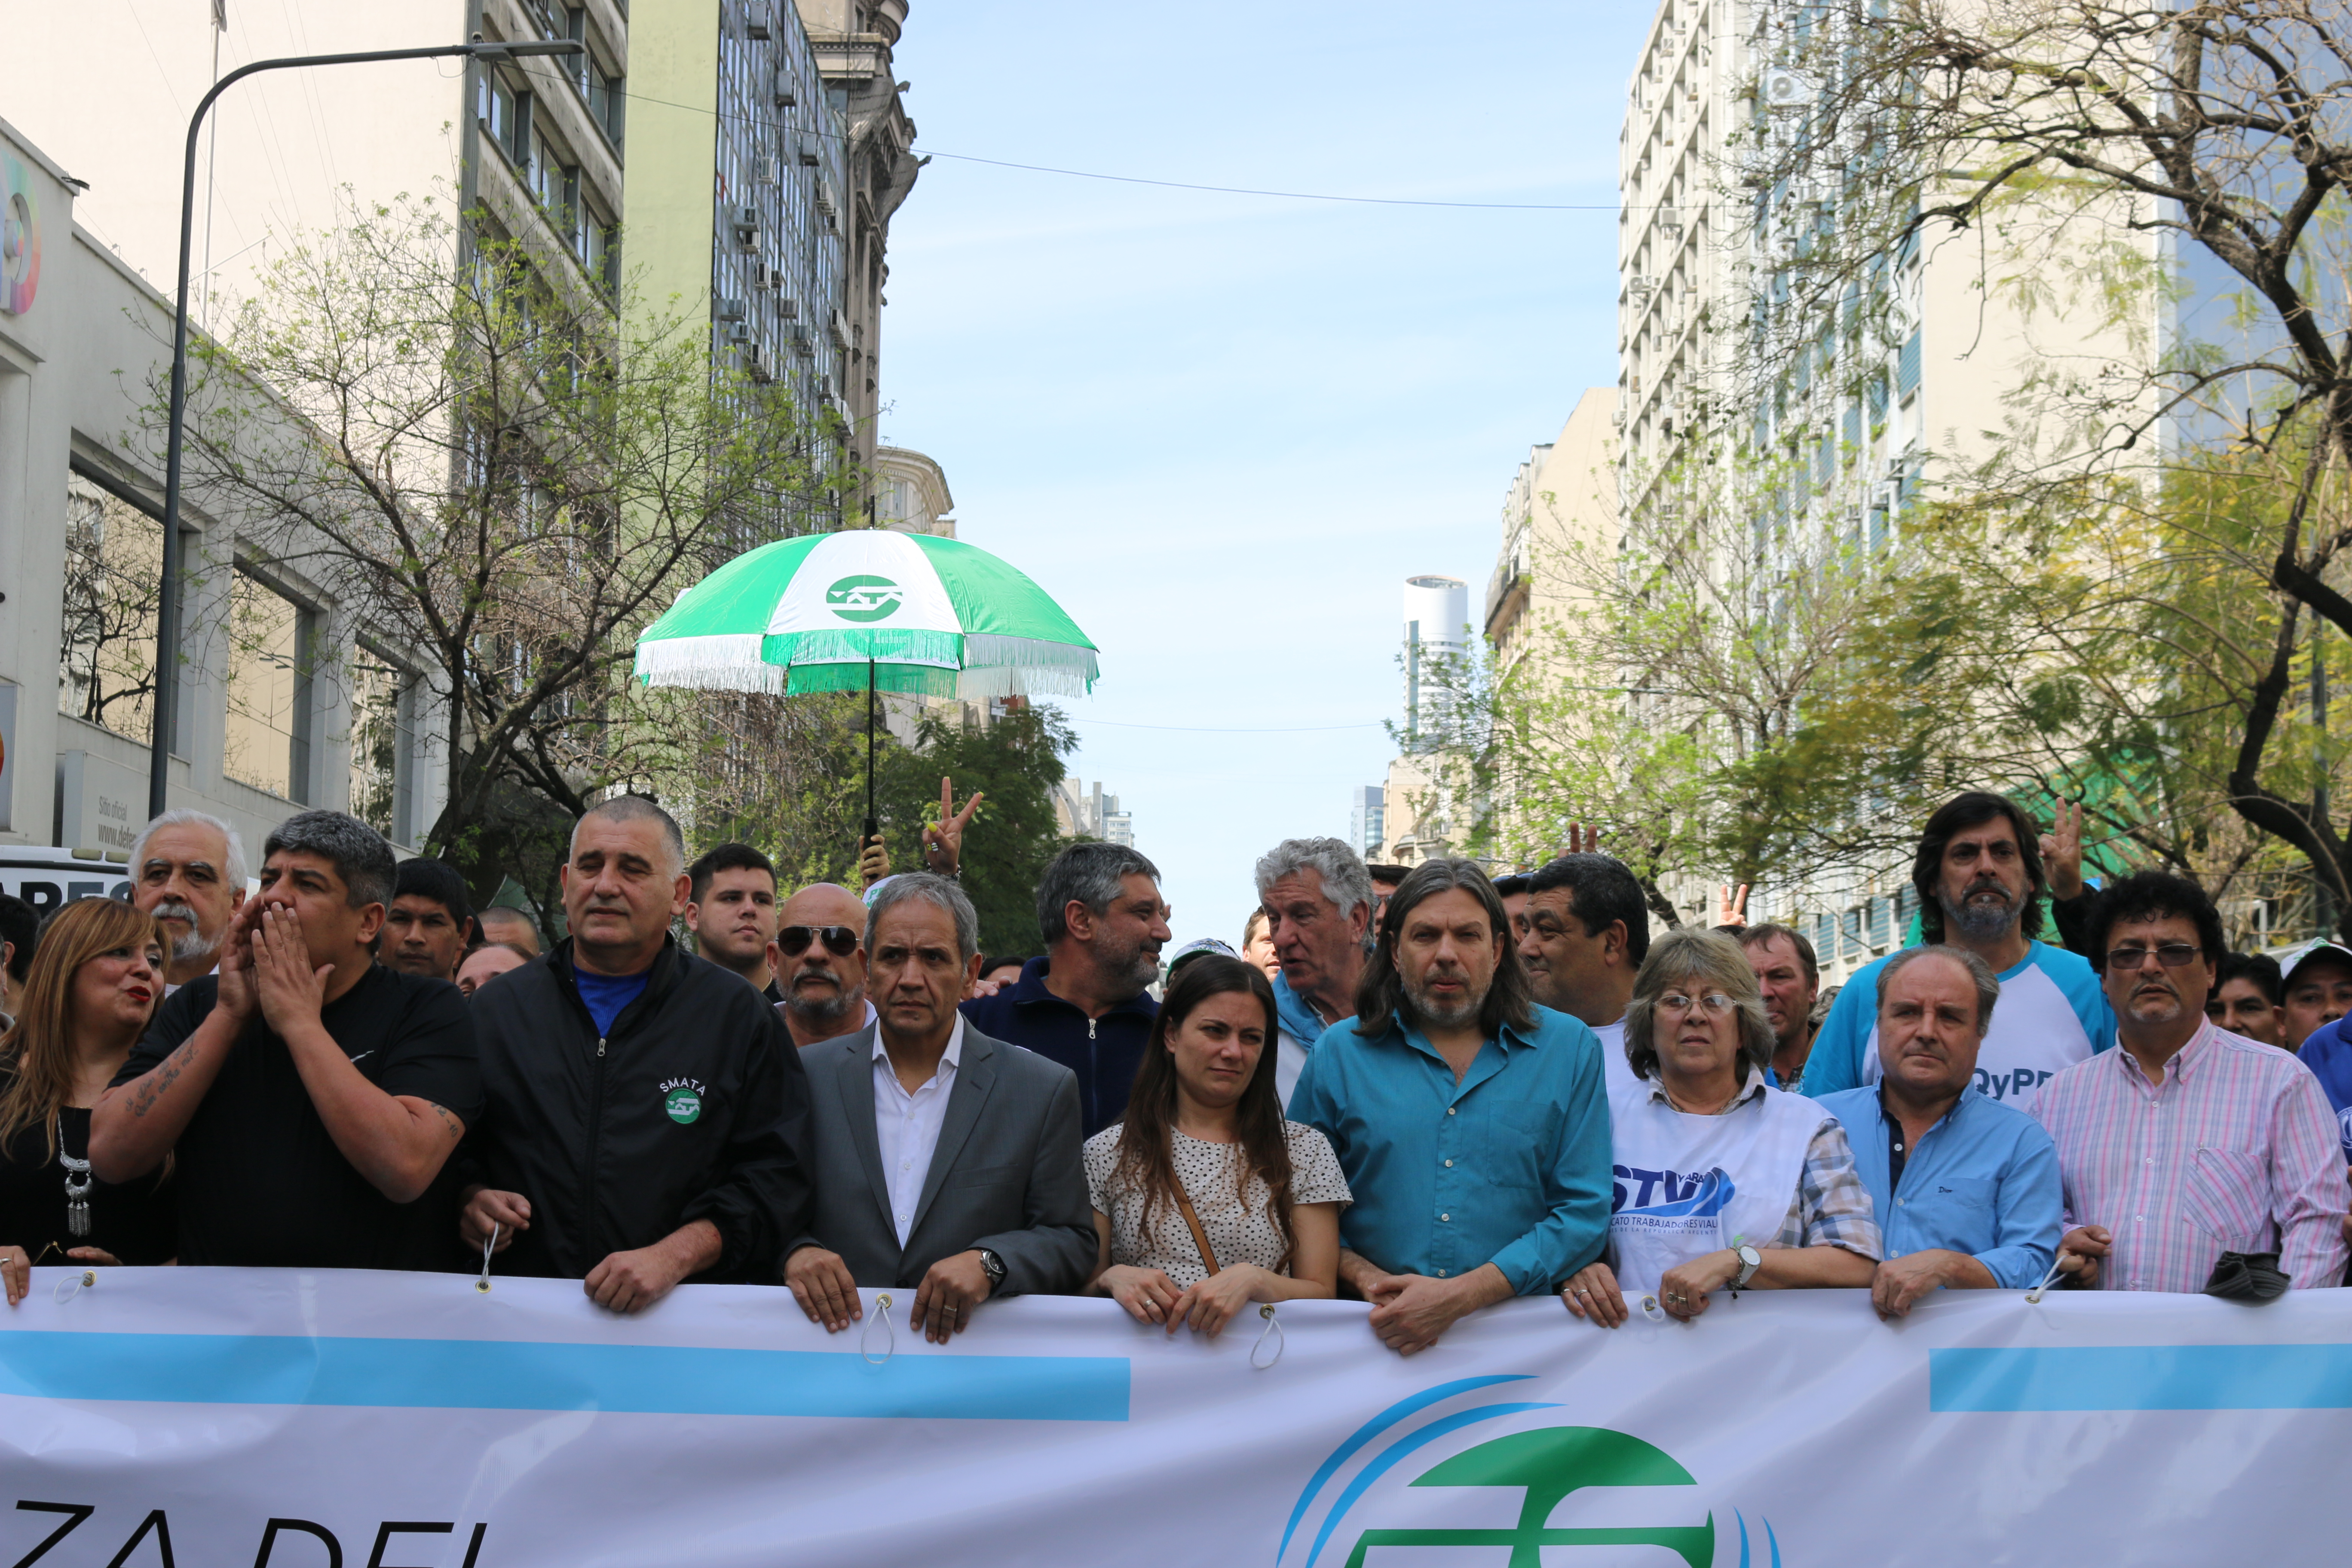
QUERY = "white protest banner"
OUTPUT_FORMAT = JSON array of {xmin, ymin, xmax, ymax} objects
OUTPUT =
[{"xmin": 0, "ymin": 1266, "xmax": 2343, "ymax": 1566}]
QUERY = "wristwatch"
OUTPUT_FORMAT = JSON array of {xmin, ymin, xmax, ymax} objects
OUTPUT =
[
  {"xmin": 977, "ymin": 1248, "xmax": 1007, "ymax": 1289},
  {"xmin": 1729, "ymin": 1242, "xmax": 1764, "ymax": 1296}
]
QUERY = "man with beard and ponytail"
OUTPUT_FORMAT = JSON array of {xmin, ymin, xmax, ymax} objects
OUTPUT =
[
  {"xmin": 127, "ymin": 810, "xmax": 249, "ymax": 996},
  {"xmin": 1804, "ymin": 792, "xmax": 2114, "ymax": 1109},
  {"xmin": 771, "ymin": 883, "xmax": 877, "ymax": 1049},
  {"xmin": 1289, "ymin": 859, "xmax": 1611, "ymax": 1356},
  {"xmin": 961, "ymin": 843, "xmax": 1171, "ymax": 1138}
]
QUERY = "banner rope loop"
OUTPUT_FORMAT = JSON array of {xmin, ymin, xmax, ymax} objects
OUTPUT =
[
  {"xmin": 476, "ymin": 1224, "xmax": 500, "ymax": 1294},
  {"xmin": 2024, "ymin": 1257, "xmax": 2068, "ymax": 1305},
  {"xmin": 862, "ymin": 1293, "xmax": 895, "ymax": 1366},
  {"xmin": 1250, "ymin": 1303, "xmax": 1284, "ymax": 1369},
  {"xmin": 51, "ymin": 1270, "xmax": 93, "ymax": 1305},
  {"xmin": 1638, "ymin": 1293, "xmax": 1667, "ymax": 1323}
]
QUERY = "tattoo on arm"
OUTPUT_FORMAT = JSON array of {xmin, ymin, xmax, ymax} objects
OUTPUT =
[
  {"xmin": 129, "ymin": 1040, "xmax": 200, "ymax": 1119},
  {"xmin": 429, "ymin": 1102, "xmax": 464, "ymax": 1141}
]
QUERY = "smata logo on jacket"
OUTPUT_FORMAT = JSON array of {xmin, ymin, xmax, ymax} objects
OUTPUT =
[
  {"xmin": 661, "ymin": 1078, "xmax": 707, "ymax": 1124},
  {"xmin": 825, "ymin": 575, "xmax": 902, "ymax": 622},
  {"xmin": 1279, "ymin": 1375, "xmax": 1784, "ymax": 1567}
]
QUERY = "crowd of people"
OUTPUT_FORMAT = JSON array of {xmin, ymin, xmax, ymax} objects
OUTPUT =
[{"xmin": 0, "ymin": 784, "xmax": 2344, "ymax": 1346}]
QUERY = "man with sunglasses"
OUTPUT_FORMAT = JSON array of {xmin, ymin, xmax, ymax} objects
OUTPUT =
[
  {"xmin": 2034, "ymin": 871, "xmax": 2346, "ymax": 1293},
  {"xmin": 770, "ymin": 883, "xmax": 877, "ymax": 1049}
]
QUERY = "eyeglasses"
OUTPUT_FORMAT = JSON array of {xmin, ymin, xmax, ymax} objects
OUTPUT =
[
  {"xmin": 777, "ymin": 925, "xmax": 858, "ymax": 957},
  {"xmin": 2106, "ymin": 943, "xmax": 2202, "ymax": 971},
  {"xmin": 1657, "ymin": 991, "xmax": 1736, "ymax": 1017}
]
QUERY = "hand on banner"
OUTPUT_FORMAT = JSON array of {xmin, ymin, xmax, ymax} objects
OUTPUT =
[
  {"xmin": 858, "ymin": 835, "xmax": 891, "ymax": 889},
  {"xmin": 2040, "ymin": 800, "xmax": 2087, "ymax": 901},
  {"xmin": 1716, "ymin": 885, "xmax": 1750, "ymax": 929},
  {"xmin": 2056, "ymin": 1225, "xmax": 2112, "ymax": 1287},
  {"xmin": 459, "ymin": 1187, "xmax": 530, "ymax": 1253},
  {"xmin": 0, "ymin": 1245, "xmax": 26, "ymax": 1307},
  {"xmin": 584, "ymin": 1220, "xmax": 720, "ymax": 1314},
  {"xmin": 923, "ymin": 777, "xmax": 983, "ymax": 879},
  {"xmin": 1099, "ymin": 1264, "xmax": 1182, "ymax": 1327},
  {"xmin": 913, "ymin": 1250, "xmax": 993, "ymax": 1343},
  {"xmin": 1558, "ymin": 1261, "xmax": 1630, "ymax": 1329},
  {"xmin": 1870, "ymin": 1250, "xmax": 1994, "ymax": 1319},
  {"xmin": 1365, "ymin": 1265, "xmax": 1510, "ymax": 1356},
  {"xmin": 784, "ymin": 1245, "xmax": 864, "ymax": 1332},
  {"xmin": 1166, "ymin": 1265, "xmax": 1275, "ymax": 1340},
  {"xmin": 1657, "ymin": 1250, "xmax": 1742, "ymax": 1321}
]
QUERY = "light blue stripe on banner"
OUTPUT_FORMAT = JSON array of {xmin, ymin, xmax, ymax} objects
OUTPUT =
[
  {"xmin": 1930, "ymin": 1344, "xmax": 2352, "ymax": 1412},
  {"xmin": 0, "ymin": 1332, "xmax": 1128, "ymax": 1421}
]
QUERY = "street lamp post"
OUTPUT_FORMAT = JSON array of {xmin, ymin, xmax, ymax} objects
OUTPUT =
[{"xmin": 147, "ymin": 37, "xmax": 583, "ymax": 818}]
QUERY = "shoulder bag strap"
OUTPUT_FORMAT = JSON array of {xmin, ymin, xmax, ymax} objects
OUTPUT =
[{"xmin": 1171, "ymin": 1176, "xmax": 1220, "ymax": 1277}]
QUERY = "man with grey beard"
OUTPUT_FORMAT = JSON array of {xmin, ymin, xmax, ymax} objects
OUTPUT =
[
  {"xmin": 1289, "ymin": 858, "xmax": 1611, "ymax": 1356},
  {"xmin": 771, "ymin": 883, "xmax": 877, "ymax": 1049},
  {"xmin": 961, "ymin": 842, "xmax": 1170, "ymax": 1136},
  {"xmin": 128, "ymin": 809, "xmax": 249, "ymax": 994},
  {"xmin": 1801, "ymin": 791, "xmax": 2116, "ymax": 1108}
]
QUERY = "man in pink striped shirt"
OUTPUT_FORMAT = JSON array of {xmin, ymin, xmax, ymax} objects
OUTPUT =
[{"xmin": 2037, "ymin": 871, "xmax": 2347, "ymax": 1293}]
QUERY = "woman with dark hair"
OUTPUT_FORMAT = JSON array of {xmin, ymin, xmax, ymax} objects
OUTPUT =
[
  {"xmin": 0, "ymin": 898, "xmax": 177, "ymax": 1303},
  {"xmin": 1086, "ymin": 955, "xmax": 1349, "ymax": 1337}
]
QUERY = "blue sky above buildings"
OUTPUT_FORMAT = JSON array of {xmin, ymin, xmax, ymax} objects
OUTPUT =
[{"xmin": 882, "ymin": 2, "xmax": 1654, "ymax": 946}]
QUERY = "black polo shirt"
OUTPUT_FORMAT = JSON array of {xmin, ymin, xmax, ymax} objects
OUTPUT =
[{"xmin": 116, "ymin": 964, "xmax": 481, "ymax": 1270}]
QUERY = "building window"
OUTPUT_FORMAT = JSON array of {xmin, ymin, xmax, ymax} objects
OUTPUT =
[
  {"xmin": 224, "ymin": 569, "xmax": 315, "ymax": 803},
  {"xmin": 347, "ymin": 648, "xmax": 420, "ymax": 847},
  {"xmin": 58, "ymin": 473, "xmax": 165, "ymax": 745},
  {"xmin": 585, "ymin": 59, "xmax": 624, "ymax": 150}
]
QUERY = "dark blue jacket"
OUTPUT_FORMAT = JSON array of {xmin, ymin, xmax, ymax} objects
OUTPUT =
[{"xmin": 959, "ymin": 957, "xmax": 1156, "ymax": 1137}]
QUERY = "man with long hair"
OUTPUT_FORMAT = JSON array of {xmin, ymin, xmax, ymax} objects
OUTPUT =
[
  {"xmin": 1803, "ymin": 792, "xmax": 2114, "ymax": 1109},
  {"xmin": 1289, "ymin": 859, "xmax": 1612, "ymax": 1355}
]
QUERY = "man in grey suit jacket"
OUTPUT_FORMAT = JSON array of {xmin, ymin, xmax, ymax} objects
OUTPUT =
[{"xmin": 785, "ymin": 873, "xmax": 1094, "ymax": 1342}]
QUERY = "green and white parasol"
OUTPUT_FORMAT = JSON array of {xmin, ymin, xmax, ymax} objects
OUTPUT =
[
  {"xmin": 633, "ymin": 528, "xmax": 1098, "ymax": 839},
  {"xmin": 633, "ymin": 528, "xmax": 1098, "ymax": 699}
]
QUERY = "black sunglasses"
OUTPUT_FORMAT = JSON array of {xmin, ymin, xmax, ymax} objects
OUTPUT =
[{"xmin": 777, "ymin": 925, "xmax": 859, "ymax": 957}]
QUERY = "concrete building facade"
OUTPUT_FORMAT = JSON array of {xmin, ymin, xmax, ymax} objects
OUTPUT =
[{"xmin": 0, "ymin": 119, "xmax": 444, "ymax": 864}]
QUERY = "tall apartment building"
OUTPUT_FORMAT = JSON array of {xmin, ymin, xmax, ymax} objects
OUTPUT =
[
  {"xmin": 796, "ymin": 0, "xmax": 920, "ymax": 489},
  {"xmin": 1400, "ymin": 573, "xmax": 1468, "ymax": 754},
  {"xmin": 1348, "ymin": 785, "xmax": 1385, "ymax": 862},
  {"xmin": 1618, "ymin": 0, "xmax": 2156, "ymax": 974}
]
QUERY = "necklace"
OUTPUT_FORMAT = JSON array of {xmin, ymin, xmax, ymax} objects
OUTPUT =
[{"xmin": 56, "ymin": 1116, "xmax": 92, "ymax": 1238}]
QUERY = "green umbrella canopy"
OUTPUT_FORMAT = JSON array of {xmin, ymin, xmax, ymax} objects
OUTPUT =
[{"xmin": 633, "ymin": 529, "xmax": 1099, "ymax": 699}]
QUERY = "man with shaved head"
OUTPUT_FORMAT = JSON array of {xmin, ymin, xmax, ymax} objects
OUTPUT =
[
  {"xmin": 772, "ymin": 882, "xmax": 876, "ymax": 1050},
  {"xmin": 460, "ymin": 796, "xmax": 814, "ymax": 1312}
]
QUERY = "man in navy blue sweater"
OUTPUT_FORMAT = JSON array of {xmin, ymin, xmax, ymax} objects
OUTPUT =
[{"xmin": 960, "ymin": 842, "xmax": 1170, "ymax": 1137}]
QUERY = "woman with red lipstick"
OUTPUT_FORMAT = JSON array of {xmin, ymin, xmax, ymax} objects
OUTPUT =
[{"xmin": 0, "ymin": 898, "xmax": 177, "ymax": 1303}]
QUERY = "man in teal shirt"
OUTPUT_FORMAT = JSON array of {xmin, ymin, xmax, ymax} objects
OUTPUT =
[{"xmin": 1289, "ymin": 859, "xmax": 1611, "ymax": 1355}]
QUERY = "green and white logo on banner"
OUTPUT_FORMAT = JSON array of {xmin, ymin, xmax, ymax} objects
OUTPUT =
[
  {"xmin": 1283, "ymin": 1378, "xmax": 1756, "ymax": 1568},
  {"xmin": 825, "ymin": 576, "xmax": 903, "ymax": 622}
]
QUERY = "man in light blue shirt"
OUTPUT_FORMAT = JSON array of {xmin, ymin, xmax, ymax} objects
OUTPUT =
[
  {"xmin": 1818, "ymin": 944, "xmax": 2062, "ymax": 1316},
  {"xmin": 1289, "ymin": 859, "xmax": 1611, "ymax": 1355},
  {"xmin": 1805, "ymin": 792, "xmax": 2114, "ymax": 1110}
]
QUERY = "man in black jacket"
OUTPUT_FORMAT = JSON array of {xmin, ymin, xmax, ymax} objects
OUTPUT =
[{"xmin": 460, "ymin": 796, "xmax": 812, "ymax": 1311}]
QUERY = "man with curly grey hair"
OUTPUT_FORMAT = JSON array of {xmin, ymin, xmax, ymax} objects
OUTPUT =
[
  {"xmin": 1254, "ymin": 836, "xmax": 1376, "ymax": 1105},
  {"xmin": 93, "ymin": 809, "xmax": 481, "ymax": 1270}
]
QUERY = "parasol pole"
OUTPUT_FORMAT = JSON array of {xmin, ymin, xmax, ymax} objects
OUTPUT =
[{"xmin": 864, "ymin": 656, "xmax": 878, "ymax": 853}]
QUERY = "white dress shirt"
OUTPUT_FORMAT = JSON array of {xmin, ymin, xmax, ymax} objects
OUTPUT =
[{"xmin": 873, "ymin": 1015, "xmax": 965, "ymax": 1246}]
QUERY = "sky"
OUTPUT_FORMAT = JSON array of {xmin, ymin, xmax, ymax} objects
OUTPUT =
[{"xmin": 881, "ymin": 2, "xmax": 1655, "ymax": 948}]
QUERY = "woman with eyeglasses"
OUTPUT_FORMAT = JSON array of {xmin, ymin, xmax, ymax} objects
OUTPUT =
[
  {"xmin": 1560, "ymin": 928, "xmax": 1880, "ymax": 1327},
  {"xmin": 0, "ymin": 899, "xmax": 178, "ymax": 1304}
]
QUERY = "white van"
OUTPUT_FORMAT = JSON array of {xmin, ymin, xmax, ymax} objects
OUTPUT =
[{"xmin": 0, "ymin": 846, "xmax": 137, "ymax": 921}]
